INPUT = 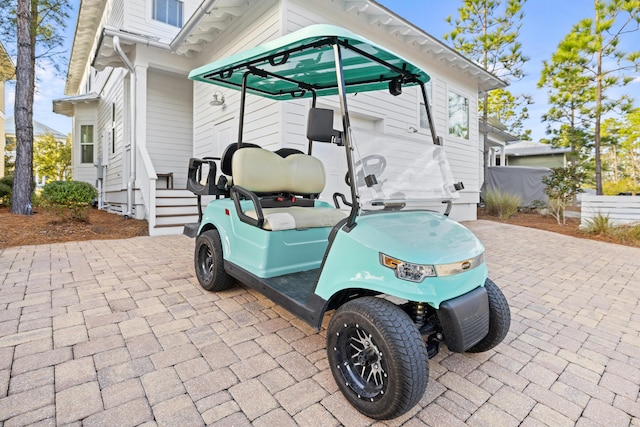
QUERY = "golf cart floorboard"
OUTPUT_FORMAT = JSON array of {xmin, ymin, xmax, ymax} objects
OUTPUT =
[
  {"xmin": 225, "ymin": 262, "xmax": 326, "ymax": 329},
  {"xmin": 263, "ymin": 269, "xmax": 320, "ymax": 302}
]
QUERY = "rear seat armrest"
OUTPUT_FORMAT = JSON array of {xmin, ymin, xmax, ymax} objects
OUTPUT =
[{"xmin": 230, "ymin": 185, "xmax": 264, "ymax": 228}]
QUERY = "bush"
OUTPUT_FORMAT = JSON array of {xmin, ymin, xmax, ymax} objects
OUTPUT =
[
  {"xmin": 603, "ymin": 179, "xmax": 640, "ymax": 195},
  {"xmin": 542, "ymin": 165, "xmax": 586, "ymax": 225},
  {"xmin": 0, "ymin": 176, "xmax": 12, "ymax": 206},
  {"xmin": 41, "ymin": 180, "xmax": 97, "ymax": 221},
  {"xmin": 483, "ymin": 190, "xmax": 521, "ymax": 220}
]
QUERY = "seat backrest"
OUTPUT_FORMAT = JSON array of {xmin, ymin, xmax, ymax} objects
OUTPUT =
[
  {"xmin": 232, "ymin": 148, "xmax": 325, "ymax": 196},
  {"xmin": 220, "ymin": 142, "xmax": 260, "ymax": 176}
]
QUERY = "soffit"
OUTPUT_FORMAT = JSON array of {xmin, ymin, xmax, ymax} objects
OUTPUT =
[
  {"xmin": 52, "ymin": 93, "xmax": 100, "ymax": 117},
  {"xmin": 65, "ymin": 0, "xmax": 107, "ymax": 95}
]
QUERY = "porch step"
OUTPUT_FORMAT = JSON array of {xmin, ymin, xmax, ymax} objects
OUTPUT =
[
  {"xmin": 151, "ymin": 224, "xmax": 187, "ymax": 236},
  {"xmin": 150, "ymin": 190, "xmax": 218, "ymax": 236}
]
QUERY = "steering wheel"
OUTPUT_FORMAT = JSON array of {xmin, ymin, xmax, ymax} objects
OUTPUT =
[{"xmin": 345, "ymin": 154, "xmax": 387, "ymax": 187}]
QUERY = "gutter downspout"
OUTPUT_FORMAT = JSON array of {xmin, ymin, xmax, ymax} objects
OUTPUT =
[{"xmin": 113, "ymin": 35, "xmax": 136, "ymax": 218}]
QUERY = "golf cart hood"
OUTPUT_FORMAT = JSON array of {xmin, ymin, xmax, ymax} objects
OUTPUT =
[{"xmin": 352, "ymin": 211, "xmax": 485, "ymax": 265}]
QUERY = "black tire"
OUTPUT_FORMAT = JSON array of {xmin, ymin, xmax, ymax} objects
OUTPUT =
[
  {"xmin": 327, "ymin": 297, "xmax": 428, "ymax": 420},
  {"xmin": 194, "ymin": 229, "xmax": 235, "ymax": 292},
  {"xmin": 467, "ymin": 278, "xmax": 510, "ymax": 353}
]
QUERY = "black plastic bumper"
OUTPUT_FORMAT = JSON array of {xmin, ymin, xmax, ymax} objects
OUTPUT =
[{"xmin": 436, "ymin": 286, "xmax": 490, "ymax": 352}]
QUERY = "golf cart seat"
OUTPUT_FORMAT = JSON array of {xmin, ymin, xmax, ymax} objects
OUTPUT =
[{"xmin": 231, "ymin": 147, "xmax": 346, "ymax": 230}]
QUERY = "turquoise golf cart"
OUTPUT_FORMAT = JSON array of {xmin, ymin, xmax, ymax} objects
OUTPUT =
[{"xmin": 185, "ymin": 25, "xmax": 510, "ymax": 420}]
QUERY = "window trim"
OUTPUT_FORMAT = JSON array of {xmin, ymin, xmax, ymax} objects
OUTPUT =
[
  {"xmin": 151, "ymin": 0, "xmax": 184, "ymax": 28},
  {"xmin": 447, "ymin": 88, "xmax": 470, "ymax": 141},
  {"xmin": 79, "ymin": 124, "xmax": 95, "ymax": 164}
]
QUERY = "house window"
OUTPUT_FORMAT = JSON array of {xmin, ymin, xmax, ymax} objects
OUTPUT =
[
  {"xmin": 80, "ymin": 125, "xmax": 94, "ymax": 164},
  {"xmin": 153, "ymin": 0, "xmax": 183, "ymax": 27},
  {"xmin": 419, "ymin": 80, "xmax": 433, "ymax": 129},
  {"xmin": 448, "ymin": 90, "xmax": 469, "ymax": 140}
]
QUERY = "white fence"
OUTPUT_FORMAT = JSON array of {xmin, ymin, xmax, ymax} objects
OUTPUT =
[{"xmin": 580, "ymin": 194, "xmax": 640, "ymax": 227}]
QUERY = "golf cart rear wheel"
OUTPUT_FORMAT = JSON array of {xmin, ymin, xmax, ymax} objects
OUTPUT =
[
  {"xmin": 467, "ymin": 278, "xmax": 510, "ymax": 353},
  {"xmin": 194, "ymin": 229, "xmax": 234, "ymax": 292},
  {"xmin": 327, "ymin": 297, "xmax": 428, "ymax": 420}
]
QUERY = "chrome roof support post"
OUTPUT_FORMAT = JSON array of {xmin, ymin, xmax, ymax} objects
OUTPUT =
[{"xmin": 333, "ymin": 43, "xmax": 358, "ymax": 230}]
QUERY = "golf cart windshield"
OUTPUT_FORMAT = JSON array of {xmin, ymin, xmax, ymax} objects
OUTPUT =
[{"xmin": 349, "ymin": 128, "xmax": 458, "ymax": 211}]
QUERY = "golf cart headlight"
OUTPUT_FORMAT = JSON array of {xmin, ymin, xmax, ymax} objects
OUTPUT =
[{"xmin": 380, "ymin": 253, "xmax": 436, "ymax": 282}]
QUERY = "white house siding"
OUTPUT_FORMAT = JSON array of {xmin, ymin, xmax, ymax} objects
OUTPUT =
[
  {"xmin": 124, "ymin": 0, "xmax": 200, "ymax": 44},
  {"xmin": 193, "ymin": 0, "xmax": 281, "ymax": 160},
  {"xmin": 96, "ymin": 70, "xmax": 126, "ymax": 196},
  {"xmin": 147, "ymin": 70, "xmax": 193, "ymax": 189},
  {"xmin": 106, "ymin": 0, "xmax": 125, "ymax": 28}
]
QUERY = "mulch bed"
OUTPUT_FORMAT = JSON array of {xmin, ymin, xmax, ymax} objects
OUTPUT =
[
  {"xmin": 478, "ymin": 209, "xmax": 639, "ymax": 248},
  {"xmin": 0, "ymin": 206, "xmax": 148, "ymax": 249}
]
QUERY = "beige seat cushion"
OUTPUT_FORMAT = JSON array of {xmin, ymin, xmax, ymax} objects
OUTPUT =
[
  {"xmin": 245, "ymin": 207, "xmax": 347, "ymax": 231},
  {"xmin": 232, "ymin": 148, "xmax": 325, "ymax": 195}
]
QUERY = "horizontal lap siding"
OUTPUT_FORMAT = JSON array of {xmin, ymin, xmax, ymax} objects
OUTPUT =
[
  {"xmin": 193, "ymin": 1, "xmax": 281, "ymax": 159},
  {"xmin": 97, "ymin": 70, "xmax": 126, "ymax": 192},
  {"xmin": 147, "ymin": 71, "xmax": 193, "ymax": 189},
  {"xmin": 580, "ymin": 195, "xmax": 640, "ymax": 227}
]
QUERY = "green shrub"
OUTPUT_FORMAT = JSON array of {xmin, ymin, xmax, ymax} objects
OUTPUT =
[
  {"xmin": 0, "ymin": 176, "xmax": 13, "ymax": 206},
  {"xmin": 542, "ymin": 165, "xmax": 586, "ymax": 225},
  {"xmin": 483, "ymin": 190, "xmax": 521, "ymax": 220},
  {"xmin": 603, "ymin": 179, "xmax": 640, "ymax": 195},
  {"xmin": 583, "ymin": 213, "xmax": 614, "ymax": 235},
  {"xmin": 41, "ymin": 180, "xmax": 97, "ymax": 221}
]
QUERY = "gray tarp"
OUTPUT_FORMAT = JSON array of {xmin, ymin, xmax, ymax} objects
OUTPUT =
[{"xmin": 483, "ymin": 166, "xmax": 551, "ymax": 206}]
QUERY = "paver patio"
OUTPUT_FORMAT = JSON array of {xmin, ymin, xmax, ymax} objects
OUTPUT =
[{"xmin": 0, "ymin": 220, "xmax": 639, "ymax": 426}]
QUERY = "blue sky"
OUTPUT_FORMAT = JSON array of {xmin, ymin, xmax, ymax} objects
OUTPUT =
[{"xmin": 6, "ymin": 0, "xmax": 640, "ymax": 141}]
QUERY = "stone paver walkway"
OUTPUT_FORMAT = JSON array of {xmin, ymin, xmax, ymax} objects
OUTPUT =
[{"xmin": 1, "ymin": 220, "xmax": 639, "ymax": 426}]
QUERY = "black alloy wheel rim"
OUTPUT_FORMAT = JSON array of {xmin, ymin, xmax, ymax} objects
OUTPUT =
[
  {"xmin": 333, "ymin": 322, "xmax": 388, "ymax": 401},
  {"xmin": 197, "ymin": 243, "xmax": 213, "ymax": 282}
]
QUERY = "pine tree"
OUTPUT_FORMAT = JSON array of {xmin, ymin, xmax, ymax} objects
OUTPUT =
[
  {"xmin": 0, "ymin": 0, "xmax": 71, "ymax": 214},
  {"xmin": 445, "ymin": 0, "xmax": 530, "ymax": 143},
  {"xmin": 539, "ymin": 0, "xmax": 640, "ymax": 194}
]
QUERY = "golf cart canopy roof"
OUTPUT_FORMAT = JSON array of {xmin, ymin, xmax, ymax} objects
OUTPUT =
[{"xmin": 189, "ymin": 24, "xmax": 430, "ymax": 100}]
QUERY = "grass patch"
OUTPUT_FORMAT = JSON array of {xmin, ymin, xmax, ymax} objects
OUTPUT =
[
  {"xmin": 483, "ymin": 190, "xmax": 521, "ymax": 220},
  {"xmin": 582, "ymin": 213, "xmax": 640, "ymax": 246},
  {"xmin": 582, "ymin": 213, "xmax": 615, "ymax": 235}
]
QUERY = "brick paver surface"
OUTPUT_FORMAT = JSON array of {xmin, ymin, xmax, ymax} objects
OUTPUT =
[{"xmin": 1, "ymin": 220, "xmax": 639, "ymax": 426}]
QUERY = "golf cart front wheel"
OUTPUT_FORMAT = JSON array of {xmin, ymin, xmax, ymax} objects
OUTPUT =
[
  {"xmin": 194, "ymin": 229, "xmax": 235, "ymax": 292},
  {"xmin": 467, "ymin": 278, "xmax": 510, "ymax": 353},
  {"xmin": 327, "ymin": 297, "xmax": 428, "ymax": 420}
]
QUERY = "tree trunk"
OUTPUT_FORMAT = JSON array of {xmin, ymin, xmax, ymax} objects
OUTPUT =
[
  {"xmin": 593, "ymin": 0, "xmax": 603, "ymax": 196},
  {"xmin": 10, "ymin": 0, "xmax": 35, "ymax": 215}
]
